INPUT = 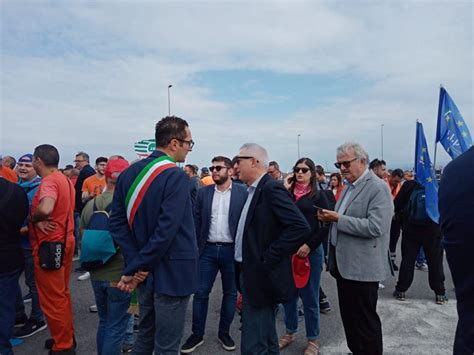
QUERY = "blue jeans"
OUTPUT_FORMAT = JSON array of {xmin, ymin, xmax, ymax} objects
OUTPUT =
[
  {"xmin": 92, "ymin": 280, "xmax": 131, "ymax": 355},
  {"xmin": 15, "ymin": 248, "xmax": 44, "ymax": 322},
  {"xmin": 123, "ymin": 314, "xmax": 135, "ymax": 345},
  {"xmin": 192, "ymin": 243, "xmax": 237, "ymax": 337},
  {"xmin": 0, "ymin": 269, "xmax": 22, "ymax": 355},
  {"xmin": 283, "ymin": 245, "xmax": 324, "ymax": 340},
  {"xmin": 416, "ymin": 247, "xmax": 427, "ymax": 264},
  {"xmin": 240, "ymin": 272, "xmax": 279, "ymax": 355},
  {"xmin": 133, "ymin": 284, "xmax": 190, "ymax": 355}
]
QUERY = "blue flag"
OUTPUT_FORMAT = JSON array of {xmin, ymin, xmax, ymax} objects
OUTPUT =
[
  {"xmin": 436, "ymin": 86, "xmax": 473, "ymax": 159},
  {"xmin": 415, "ymin": 122, "xmax": 439, "ymax": 223}
]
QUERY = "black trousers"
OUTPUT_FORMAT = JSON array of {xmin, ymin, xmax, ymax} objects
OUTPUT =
[
  {"xmin": 389, "ymin": 218, "xmax": 401, "ymax": 254},
  {"xmin": 335, "ymin": 268, "xmax": 382, "ymax": 355},
  {"xmin": 396, "ymin": 232, "xmax": 445, "ymax": 294}
]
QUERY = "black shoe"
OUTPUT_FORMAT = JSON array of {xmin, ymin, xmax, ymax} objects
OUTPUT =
[
  {"xmin": 74, "ymin": 266, "xmax": 86, "ymax": 272},
  {"xmin": 393, "ymin": 290, "xmax": 406, "ymax": 301},
  {"xmin": 435, "ymin": 294, "xmax": 448, "ymax": 305},
  {"xmin": 14, "ymin": 319, "xmax": 47, "ymax": 338},
  {"xmin": 218, "ymin": 333, "xmax": 236, "ymax": 351},
  {"xmin": 23, "ymin": 293, "xmax": 33, "ymax": 303},
  {"xmin": 45, "ymin": 336, "xmax": 77, "ymax": 350},
  {"xmin": 320, "ymin": 298, "xmax": 332, "ymax": 314},
  {"xmin": 181, "ymin": 334, "xmax": 204, "ymax": 353},
  {"xmin": 14, "ymin": 313, "xmax": 28, "ymax": 328},
  {"xmin": 122, "ymin": 343, "xmax": 133, "ymax": 353}
]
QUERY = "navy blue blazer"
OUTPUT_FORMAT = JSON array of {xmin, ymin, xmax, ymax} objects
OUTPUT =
[
  {"xmin": 239, "ymin": 174, "xmax": 310, "ymax": 307},
  {"xmin": 194, "ymin": 182, "xmax": 248, "ymax": 254},
  {"xmin": 439, "ymin": 146, "xmax": 474, "ymax": 352},
  {"xmin": 109, "ymin": 150, "xmax": 199, "ymax": 297}
]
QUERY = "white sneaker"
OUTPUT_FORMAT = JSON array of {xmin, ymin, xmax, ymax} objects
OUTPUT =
[
  {"xmin": 78, "ymin": 272, "xmax": 90, "ymax": 281},
  {"xmin": 89, "ymin": 304, "xmax": 98, "ymax": 313},
  {"xmin": 378, "ymin": 283, "xmax": 385, "ymax": 289}
]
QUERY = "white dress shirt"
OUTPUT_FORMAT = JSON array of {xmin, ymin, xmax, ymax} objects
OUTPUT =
[
  {"xmin": 207, "ymin": 183, "xmax": 233, "ymax": 243},
  {"xmin": 234, "ymin": 174, "xmax": 266, "ymax": 262}
]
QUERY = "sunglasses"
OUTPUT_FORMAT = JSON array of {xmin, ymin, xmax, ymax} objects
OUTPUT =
[
  {"xmin": 293, "ymin": 167, "xmax": 310, "ymax": 174},
  {"xmin": 235, "ymin": 156, "xmax": 254, "ymax": 164},
  {"xmin": 209, "ymin": 166, "xmax": 228, "ymax": 172},
  {"xmin": 334, "ymin": 158, "xmax": 358, "ymax": 169},
  {"xmin": 173, "ymin": 138, "xmax": 195, "ymax": 149}
]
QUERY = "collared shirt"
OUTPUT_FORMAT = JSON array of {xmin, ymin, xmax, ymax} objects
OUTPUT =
[
  {"xmin": 330, "ymin": 169, "xmax": 369, "ymax": 246},
  {"xmin": 234, "ymin": 173, "xmax": 266, "ymax": 262},
  {"xmin": 208, "ymin": 183, "xmax": 233, "ymax": 243}
]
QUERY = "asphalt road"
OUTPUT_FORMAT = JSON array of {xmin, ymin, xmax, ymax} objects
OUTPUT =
[{"xmin": 15, "ymin": 252, "xmax": 457, "ymax": 355}]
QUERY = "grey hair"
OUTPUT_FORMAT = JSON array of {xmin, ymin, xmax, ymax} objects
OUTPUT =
[
  {"xmin": 336, "ymin": 142, "xmax": 369, "ymax": 164},
  {"xmin": 76, "ymin": 151, "xmax": 90, "ymax": 162},
  {"xmin": 239, "ymin": 143, "xmax": 269, "ymax": 169}
]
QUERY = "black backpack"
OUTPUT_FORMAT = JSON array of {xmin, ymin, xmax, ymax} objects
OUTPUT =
[{"xmin": 406, "ymin": 186, "xmax": 432, "ymax": 226}]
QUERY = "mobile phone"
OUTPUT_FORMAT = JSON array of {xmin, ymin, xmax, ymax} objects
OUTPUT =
[{"xmin": 313, "ymin": 205, "xmax": 324, "ymax": 212}]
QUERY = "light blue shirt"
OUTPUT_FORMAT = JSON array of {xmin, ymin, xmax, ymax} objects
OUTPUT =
[
  {"xmin": 330, "ymin": 169, "xmax": 369, "ymax": 246},
  {"xmin": 234, "ymin": 174, "xmax": 265, "ymax": 262}
]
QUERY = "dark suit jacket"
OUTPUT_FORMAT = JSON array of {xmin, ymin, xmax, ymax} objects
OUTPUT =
[
  {"xmin": 439, "ymin": 146, "xmax": 474, "ymax": 352},
  {"xmin": 109, "ymin": 150, "xmax": 198, "ymax": 297},
  {"xmin": 240, "ymin": 174, "xmax": 310, "ymax": 308},
  {"xmin": 194, "ymin": 183, "xmax": 248, "ymax": 254}
]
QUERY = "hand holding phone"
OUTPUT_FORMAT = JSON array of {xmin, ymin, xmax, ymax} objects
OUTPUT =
[{"xmin": 313, "ymin": 204, "xmax": 324, "ymax": 212}]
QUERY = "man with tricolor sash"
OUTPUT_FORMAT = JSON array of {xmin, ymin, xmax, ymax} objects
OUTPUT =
[{"xmin": 110, "ymin": 116, "xmax": 198, "ymax": 355}]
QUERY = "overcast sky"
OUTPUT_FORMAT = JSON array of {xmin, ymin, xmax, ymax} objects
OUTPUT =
[{"xmin": 1, "ymin": 1, "xmax": 472, "ymax": 172}]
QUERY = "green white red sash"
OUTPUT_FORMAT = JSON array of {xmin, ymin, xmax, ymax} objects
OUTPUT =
[{"xmin": 125, "ymin": 155, "xmax": 176, "ymax": 226}]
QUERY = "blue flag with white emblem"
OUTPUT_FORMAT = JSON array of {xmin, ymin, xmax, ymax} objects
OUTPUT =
[
  {"xmin": 435, "ymin": 86, "xmax": 473, "ymax": 159},
  {"xmin": 415, "ymin": 122, "xmax": 439, "ymax": 223}
]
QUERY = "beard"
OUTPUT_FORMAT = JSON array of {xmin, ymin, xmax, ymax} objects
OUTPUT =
[{"xmin": 213, "ymin": 175, "xmax": 229, "ymax": 185}]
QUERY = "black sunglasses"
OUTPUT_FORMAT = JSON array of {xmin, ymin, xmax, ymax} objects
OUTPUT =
[
  {"xmin": 235, "ymin": 156, "xmax": 254, "ymax": 164},
  {"xmin": 173, "ymin": 138, "xmax": 195, "ymax": 149},
  {"xmin": 209, "ymin": 166, "xmax": 228, "ymax": 172},
  {"xmin": 334, "ymin": 158, "xmax": 358, "ymax": 169},
  {"xmin": 293, "ymin": 167, "xmax": 310, "ymax": 174}
]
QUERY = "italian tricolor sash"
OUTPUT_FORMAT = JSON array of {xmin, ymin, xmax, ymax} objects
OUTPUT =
[{"xmin": 125, "ymin": 155, "xmax": 176, "ymax": 226}]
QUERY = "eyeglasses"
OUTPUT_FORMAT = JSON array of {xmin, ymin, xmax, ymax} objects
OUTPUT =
[
  {"xmin": 334, "ymin": 158, "xmax": 358, "ymax": 169},
  {"xmin": 209, "ymin": 166, "xmax": 228, "ymax": 172},
  {"xmin": 235, "ymin": 156, "xmax": 254, "ymax": 164},
  {"xmin": 74, "ymin": 159, "xmax": 86, "ymax": 163},
  {"xmin": 173, "ymin": 138, "xmax": 195, "ymax": 149},
  {"xmin": 293, "ymin": 167, "xmax": 310, "ymax": 174}
]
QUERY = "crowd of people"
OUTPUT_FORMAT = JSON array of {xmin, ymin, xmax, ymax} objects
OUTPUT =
[{"xmin": 0, "ymin": 115, "xmax": 472, "ymax": 355}]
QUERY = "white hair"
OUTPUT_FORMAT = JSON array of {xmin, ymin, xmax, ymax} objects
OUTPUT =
[
  {"xmin": 336, "ymin": 142, "xmax": 369, "ymax": 164},
  {"xmin": 239, "ymin": 143, "xmax": 269, "ymax": 169}
]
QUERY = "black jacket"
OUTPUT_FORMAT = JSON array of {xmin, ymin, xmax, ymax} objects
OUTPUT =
[
  {"xmin": 394, "ymin": 180, "xmax": 440, "ymax": 237},
  {"xmin": 0, "ymin": 178, "xmax": 28, "ymax": 273},
  {"xmin": 294, "ymin": 191, "xmax": 329, "ymax": 251},
  {"xmin": 239, "ymin": 174, "xmax": 310, "ymax": 308}
]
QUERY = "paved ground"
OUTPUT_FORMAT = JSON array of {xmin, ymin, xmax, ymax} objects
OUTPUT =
[{"xmin": 15, "ymin": 254, "xmax": 457, "ymax": 355}]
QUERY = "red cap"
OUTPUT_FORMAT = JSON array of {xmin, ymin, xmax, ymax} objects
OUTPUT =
[
  {"xmin": 105, "ymin": 159, "xmax": 129, "ymax": 180},
  {"xmin": 292, "ymin": 254, "xmax": 311, "ymax": 289}
]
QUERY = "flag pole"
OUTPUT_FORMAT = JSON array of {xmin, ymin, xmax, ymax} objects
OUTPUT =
[{"xmin": 433, "ymin": 84, "xmax": 443, "ymax": 172}]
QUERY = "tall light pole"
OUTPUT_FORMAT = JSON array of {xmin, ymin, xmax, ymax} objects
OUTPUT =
[
  {"xmin": 167, "ymin": 84, "xmax": 172, "ymax": 116},
  {"xmin": 297, "ymin": 134, "xmax": 301, "ymax": 159},
  {"xmin": 381, "ymin": 124, "xmax": 384, "ymax": 160}
]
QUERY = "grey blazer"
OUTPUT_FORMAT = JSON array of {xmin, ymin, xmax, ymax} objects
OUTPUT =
[{"xmin": 328, "ymin": 170, "xmax": 394, "ymax": 282}]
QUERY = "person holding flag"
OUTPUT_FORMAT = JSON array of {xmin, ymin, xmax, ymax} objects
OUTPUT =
[
  {"xmin": 435, "ymin": 86, "xmax": 472, "ymax": 160},
  {"xmin": 392, "ymin": 122, "xmax": 447, "ymax": 304}
]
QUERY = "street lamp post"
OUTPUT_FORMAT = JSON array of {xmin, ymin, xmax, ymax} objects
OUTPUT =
[
  {"xmin": 167, "ymin": 84, "xmax": 173, "ymax": 116},
  {"xmin": 381, "ymin": 124, "xmax": 384, "ymax": 160},
  {"xmin": 297, "ymin": 134, "xmax": 301, "ymax": 159}
]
